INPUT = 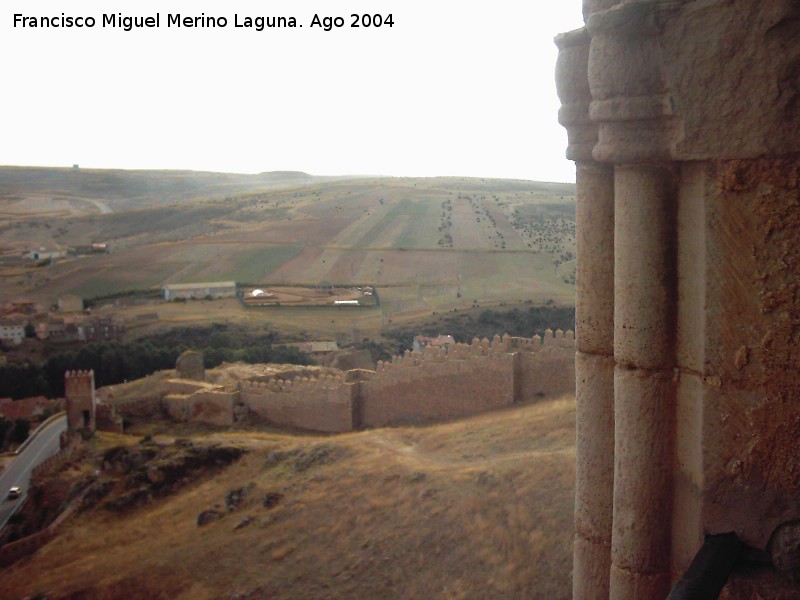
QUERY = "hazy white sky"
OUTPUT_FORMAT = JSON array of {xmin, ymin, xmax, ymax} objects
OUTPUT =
[{"xmin": 3, "ymin": 2, "xmax": 583, "ymax": 182}]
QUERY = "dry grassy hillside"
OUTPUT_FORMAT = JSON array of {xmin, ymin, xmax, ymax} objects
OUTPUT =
[{"xmin": 0, "ymin": 397, "xmax": 576, "ymax": 600}]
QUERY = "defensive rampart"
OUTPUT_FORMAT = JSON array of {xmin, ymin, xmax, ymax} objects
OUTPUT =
[
  {"xmin": 240, "ymin": 375, "xmax": 354, "ymax": 433},
  {"xmin": 359, "ymin": 345, "xmax": 515, "ymax": 427},
  {"xmin": 237, "ymin": 330, "xmax": 575, "ymax": 432},
  {"xmin": 75, "ymin": 331, "xmax": 575, "ymax": 434},
  {"xmin": 111, "ymin": 396, "xmax": 163, "ymax": 420},
  {"xmin": 164, "ymin": 388, "xmax": 238, "ymax": 427}
]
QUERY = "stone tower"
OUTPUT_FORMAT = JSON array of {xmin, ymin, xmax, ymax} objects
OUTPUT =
[
  {"xmin": 556, "ymin": 1, "xmax": 800, "ymax": 598},
  {"xmin": 176, "ymin": 349, "xmax": 205, "ymax": 381},
  {"xmin": 65, "ymin": 369, "xmax": 96, "ymax": 434}
]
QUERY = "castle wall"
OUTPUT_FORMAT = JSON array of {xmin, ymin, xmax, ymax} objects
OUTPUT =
[
  {"xmin": 111, "ymin": 396, "xmax": 163, "ymax": 420},
  {"xmin": 236, "ymin": 332, "xmax": 574, "ymax": 433},
  {"xmin": 516, "ymin": 346, "xmax": 576, "ymax": 401},
  {"xmin": 359, "ymin": 350, "xmax": 516, "ymax": 427},
  {"xmin": 240, "ymin": 375, "xmax": 354, "ymax": 433},
  {"xmin": 71, "ymin": 333, "xmax": 575, "ymax": 435},
  {"xmin": 95, "ymin": 403, "xmax": 123, "ymax": 433},
  {"xmin": 188, "ymin": 389, "xmax": 236, "ymax": 427},
  {"xmin": 163, "ymin": 394, "xmax": 191, "ymax": 422}
]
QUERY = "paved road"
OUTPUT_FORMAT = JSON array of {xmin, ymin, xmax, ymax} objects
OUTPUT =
[{"xmin": 0, "ymin": 415, "xmax": 67, "ymax": 531}]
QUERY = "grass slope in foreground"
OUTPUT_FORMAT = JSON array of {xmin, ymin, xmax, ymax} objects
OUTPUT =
[{"xmin": 0, "ymin": 396, "xmax": 576, "ymax": 600}]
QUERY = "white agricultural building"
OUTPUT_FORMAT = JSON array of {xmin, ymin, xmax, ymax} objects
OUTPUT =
[{"xmin": 162, "ymin": 281, "xmax": 237, "ymax": 301}]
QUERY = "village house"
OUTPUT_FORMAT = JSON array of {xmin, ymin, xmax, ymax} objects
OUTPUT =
[
  {"xmin": 0, "ymin": 317, "xmax": 26, "ymax": 346},
  {"xmin": 82, "ymin": 316, "xmax": 124, "ymax": 342}
]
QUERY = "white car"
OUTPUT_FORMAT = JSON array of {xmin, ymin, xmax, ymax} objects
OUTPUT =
[{"xmin": 7, "ymin": 486, "xmax": 20, "ymax": 500}]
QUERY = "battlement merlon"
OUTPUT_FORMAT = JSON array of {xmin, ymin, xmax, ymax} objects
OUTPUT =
[
  {"xmin": 64, "ymin": 369, "xmax": 96, "ymax": 398},
  {"xmin": 380, "ymin": 330, "xmax": 575, "ymax": 366}
]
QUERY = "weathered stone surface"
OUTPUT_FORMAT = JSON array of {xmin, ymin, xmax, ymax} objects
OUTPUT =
[
  {"xmin": 575, "ymin": 352, "xmax": 615, "ymax": 540},
  {"xmin": 575, "ymin": 163, "xmax": 614, "ymax": 356},
  {"xmin": 558, "ymin": 1, "xmax": 800, "ymax": 597},
  {"xmin": 65, "ymin": 370, "xmax": 96, "ymax": 434},
  {"xmin": 612, "ymin": 367, "xmax": 674, "ymax": 576},
  {"xmin": 573, "ymin": 535, "xmax": 612, "ymax": 600},
  {"xmin": 613, "ymin": 165, "xmax": 677, "ymax": 370}
]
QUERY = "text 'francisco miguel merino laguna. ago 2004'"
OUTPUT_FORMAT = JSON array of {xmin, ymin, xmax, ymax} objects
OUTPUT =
[{"xmin": 12, "ymin": 12, "xmax": 396, "ymax": 32}]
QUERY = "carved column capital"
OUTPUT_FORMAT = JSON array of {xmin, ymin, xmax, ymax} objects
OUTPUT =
[
  {"xmin": 586, "ymin": 1, "xmax": 683, "ymax": 164},
  {"xmin": 555, "ymin": 27, "xmax": 597, "ymax": 164}
]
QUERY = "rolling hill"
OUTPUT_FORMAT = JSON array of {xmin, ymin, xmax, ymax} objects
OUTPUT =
[{"xmin": 0, "ymin": 167, "xmax": 575, "ymax": 336}]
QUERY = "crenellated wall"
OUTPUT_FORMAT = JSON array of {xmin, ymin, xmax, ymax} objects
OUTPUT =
[
  {"xmin": 237, "ymin": 331, "xmax": 575, "ymax": 432},
  {"xmin": 162, "ymin": 388, "xmax": 239, "ymax": 426},
  {"xmin": 517, "ymin": 346, "xmax": 577, "ymax": 402},
  {"xmin": 360, "ymin": 345, "xmax": 515, "ymax": 427},
  {"xmin": 67, "ymin": 331, "xmax": 575, "ymax": 435},
  {"xmin": 240, "ymin": 374, "xmax": 354, "ymax": 433}
]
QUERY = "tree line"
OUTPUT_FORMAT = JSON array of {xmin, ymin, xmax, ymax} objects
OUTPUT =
[{"xmin": 0, "ymin": 325, "xmax": 312, "ymax": 400}]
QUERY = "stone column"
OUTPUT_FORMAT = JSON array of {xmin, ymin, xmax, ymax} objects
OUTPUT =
[
  {"xmin": 556, "ymin": 26, "xmax": 615, "ymax": 600},
  {"xmin": 610, "ymin": 165, "xmax": 676, "ymax": 599},
  {"xmin": 587, "ymin": 3, "xmax": 682, "ymax": 599}
]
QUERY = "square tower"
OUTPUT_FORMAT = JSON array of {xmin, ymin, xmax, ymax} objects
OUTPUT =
[{"xmin": 65, "ymin": 369, "xmax": 96, "ymax": 434}]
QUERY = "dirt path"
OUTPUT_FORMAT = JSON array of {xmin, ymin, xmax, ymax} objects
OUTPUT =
[{"xmin": 365, "ymin": 428, "xmax": 574, "ymax": 471}]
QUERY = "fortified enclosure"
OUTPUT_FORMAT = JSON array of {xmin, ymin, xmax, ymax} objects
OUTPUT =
[
  {"xmin": 66, "ymin": 332, "xmax": 576, "ymax": 434},
  {"xmin": 556, "ymin": 1, "xmax": 800, "ymax": 598}
]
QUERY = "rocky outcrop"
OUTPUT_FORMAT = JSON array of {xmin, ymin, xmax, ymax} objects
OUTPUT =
[{"xmin": 95, "ymin": 440, "xmax": 245, "ymax": 512}]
